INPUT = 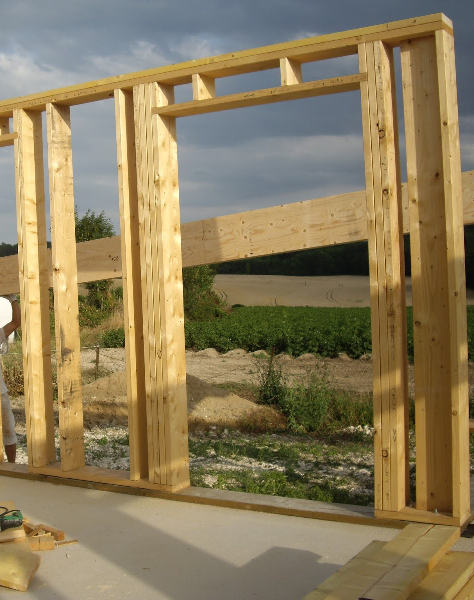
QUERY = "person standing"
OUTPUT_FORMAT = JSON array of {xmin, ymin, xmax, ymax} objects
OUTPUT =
[{"xmin": 1, "ymin": 294, "xmax": 21, "ymax": 462}]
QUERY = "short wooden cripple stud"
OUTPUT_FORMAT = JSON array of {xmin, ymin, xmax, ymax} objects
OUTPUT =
[{"xmin": 0, "ymin": 14, "xmax": 472, "ymax": 526}]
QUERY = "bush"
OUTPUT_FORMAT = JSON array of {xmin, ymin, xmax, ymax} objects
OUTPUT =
[
  {"xmin": 101, "ymin": 327, "xmax": 125, "ymax": 348},
  {"xmin": 255, "ymin": 354, "xmax": 373, "ymax": 434},
  {"xmin": 183, "ymin": 265, "xmax": 225, "ymax": 321}
]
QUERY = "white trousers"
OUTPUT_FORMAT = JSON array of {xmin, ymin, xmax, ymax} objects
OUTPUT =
[{"xmin": 1, "ymin": 392, "xmax": 17, "ymax": 445}]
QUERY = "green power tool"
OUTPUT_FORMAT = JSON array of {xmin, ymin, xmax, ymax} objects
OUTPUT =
[{"xmin": 0, "ymin": 506, "xmax": 23, "ymax": 531}]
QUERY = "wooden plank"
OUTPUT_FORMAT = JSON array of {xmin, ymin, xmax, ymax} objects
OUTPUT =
[
  {"xmin": 0, "ymin": 539, "xmax": 40, "ymax": 591},
  {"xmin": 360, "ymin": 525, "xmax": 460, "ymax": 600},
  {"xmin": 0, "ymin": 132, "xmax": 17, "ymax": 147},
  {"xmin": 26, "ymin": 462, "xmax": 189, "ymax": 492},
  {"xmin": 280, "ymin": 57, "xmax": 302, "ymax": 85},
  {"xmin": 115, "ymin": 88, "xmax": 147, "ymax": 481},
  {"xmin": 13, "ymin": 109, "xmax": 56, "ymax": 468},
  {"xmin": 192, "ymin": 74, "xmax": 216, "ymax": 100},
  {"xmin": 322, "ymin": 525, "xmax": 458, "ymax": 600},
  {"xmin": 0, "ymin": 170, "xmax": 473, "ymax": 296},
  {"xmin": 408, "ymin": 552, "xmax": 474, "ymax": 600},
  {"xmin": 134, "ymin": 82, "xmax": 162, "ymax": 483},
  {"xmin": 154, "ymin": 83, "xmax": 190, "ymax": 488},
  {"xmin": 0, "ymin": 526, "xmax": 26, "ymax": 543},
  {"xmin": 46, "ymin": 103, "xmax": 85, "ymax": 472},
  {"xmin": 303, "ymin": 540, "xmax": 385, "ymax": 599},
  {"xmin": 314, "ymin": 524, "xmax": 432, "ymax": 600},
  {"xmin": 435, "ymin": 29, "xmax": 470, "ymax": 523},
  {"xmin": 28, "ymin": 534, "xmax": 55, "ymax": 551},
  {"xmin": 153, "ymin": 74, "xmax": 365, "ymax": 118},
  {"xmin": 0, "ymin": 15, "xmax": 452, "ymax": 117},
  {"xmin": 359, "ymin": 41, "xmax": 408, "ymax": 512},
  {"xmin": 0, "ymin": 116, "xmax": 9, "ymax": 134},
  {"xmin": 455, "ymin": 575, "xmax": 474, "ymax": 600},
  {"xmin": 401, "ymin": 34, "xmax": 468, "ymax": 516}
]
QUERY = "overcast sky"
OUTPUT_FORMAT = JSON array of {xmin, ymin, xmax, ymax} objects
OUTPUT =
[{"xmin": 0, "ymin": 0, "xmax": 472, "ymax": 244}]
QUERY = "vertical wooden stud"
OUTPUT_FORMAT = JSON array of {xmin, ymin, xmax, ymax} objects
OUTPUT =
[
  {"xmin": 14, "ymin": 109, "xmax": 55, "ymax": 467},
  {"xmin": 192, "ymin": 74, "xmax": 216, "ymax": 100},
  {"xmin": 0, "ymin": 117, "xmax": 9, "ymax": 135},
  {"xmin": 435, "ymin": 29, "xmax": 470, "ymax": 523},
  {"xmin": 115, "ymin": 88, "xmax": 148, "ymax": 481},
  {"xmin": 401, "ymin": 33, "xmax": 469, "ymax": 519},
  {"xmin": 46, "ymin": 103, "xmax": 85, "ymax": 472},
  {"xmin": 359, "ymin": 41, "xmax": 409, "ymax": 513},
  {"xmin": 0, "ymin": 118, "xmax": 10, "ymax": 458},
  {"xmin": 134, "ymin": 81, "xmax": 189, "ymax": 489},
  {"xmin": 280, "ymin": 58, "xmax": 303, "ymax": 85}
]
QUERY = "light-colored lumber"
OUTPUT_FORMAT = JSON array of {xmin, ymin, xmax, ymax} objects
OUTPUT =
[
  {"xmin": 0, "ymin": 116, "xmax": 9, "ymax": 134},
  {"xmin": 46, "ymin": 102, "xmax": 85, "ymax": 471},
  {"xmin": 28, "ymin": 534, "xmax": 55, "ymax": 551},
  {"xmin": 134, "ymin": 82, "xmax": 162, "ymax": 483},
  {"xmin": 408, "ymin": 552, "xmax": 474, "ymax": 600},
  {"xmin": 154, "ymin": 74, "xmax": 365, "ymax": 118},
  {"xmin": 435, "ymin": 28, "xmax": 470, "ymax": 523},
  {"xmin": 360, "ymin": 525, "xmax": 460, "ymax": 600},
  {"xmin": 359, "ymin": 40, "xmax": 409, "ymax": 512},
  {"xmin": 401, "ymin": 33, "xmax": 468, "ymax": 518},
  {"xmin": 1, "ymin": 170, "xmax": 473, "ymax": 296},
  {"xmin": 0, "ymin": 526, "xmax": 26, "ymax": 543},
  {"xmin": 192, "ymin": 73, "xmax": 216, "ymax": 100},
  {"xmin": 280, "ymin": 57, "xmax": 303, "ymax": 85},
  {"xmin": 0, "ymin": 539, "xmax": 40, "ymax": 592},
  {"xmin": 29, "ymin": 524, "xmax": 65, "ymax": 541},
  {"xmin": 455, "ymin": 573, "xmax": 474, "ymax": 600},
  {"xmin": 0, "ymin": 132, "xmax": 17, "ymax": 146},
  {"xmin": 153, "ymin": 82, "xmax": 189, "ymax": 488},
  {"xmin": 303, "ymin": 540, "xmax": 385, "ymax": 599},
  {"xmin": 0, "ymin": 14, "xmax": 452, "ymax": 117},
  {"xmin": 311, "ymin": 524, "xmax": 432, "ymax": 600},
  {"xmin": 14, "ymin": 108, "xmax": 56, "ymax": 468},
  {"xmin": 26, "ymin": 462, "xmax": 190, "ymax": 492},
  {"xmin": 115, "ymin": 88, "xmax": 148, "ymax": 481}
]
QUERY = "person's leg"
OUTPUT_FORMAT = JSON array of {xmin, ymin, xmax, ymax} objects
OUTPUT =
[
  {"xmin": 1, "ymin": 392, "xmax": 17, "ymax": 463},
  {"xmin": 4, "ymin": 443, "xmax": 16, "ymax": 462}
]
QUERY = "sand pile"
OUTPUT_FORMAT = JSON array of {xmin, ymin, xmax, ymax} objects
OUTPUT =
[{"xmin": 81, "ymin": 371, "xmax": 285, "ymax": 430}]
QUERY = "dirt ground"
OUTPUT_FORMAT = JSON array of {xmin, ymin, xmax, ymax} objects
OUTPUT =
[
  {"xmin": 75, "ymin": 347, "xmax": 387, "ymax": 428},
  {"xmin": 75, "ymin": 346, "xmax": 474, "ymax": 429}
]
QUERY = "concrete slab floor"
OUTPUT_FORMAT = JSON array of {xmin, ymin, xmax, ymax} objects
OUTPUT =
[{"xmin": 0, "ymin": 477, "xmax": 472, "ymax": 600}]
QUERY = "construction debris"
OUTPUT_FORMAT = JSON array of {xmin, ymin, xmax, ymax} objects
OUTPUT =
[{"xmin": 0, "ymin": 500, "xmax": 74, "ymax": 592}]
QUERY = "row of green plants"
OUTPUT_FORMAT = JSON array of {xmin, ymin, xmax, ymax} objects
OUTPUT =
[{"xmin": 100, "ymin": 304, "xmax": 474, "ymax": 361}]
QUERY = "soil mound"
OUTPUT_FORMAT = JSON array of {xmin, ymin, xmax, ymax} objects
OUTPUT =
[{"xmin": 81, "ymin": 371, "xmax": 285, "ymax": 430}]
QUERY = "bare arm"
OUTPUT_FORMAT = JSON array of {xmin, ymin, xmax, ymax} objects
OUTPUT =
[{"xmin": 2, "ymin": 296, "xmax": 21, "ymax": 338}]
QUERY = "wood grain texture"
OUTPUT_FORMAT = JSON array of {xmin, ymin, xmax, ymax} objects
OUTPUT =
[
  {"xmin": 46, "ymin": 103, "xmax": 85, "ymax": 471},
  {"xmin": 13, "ymin": 109, "xmax": 55, "ymax": 468},
  {"xmin": 115, "ymin": 88, "xmax": 148, "ymax": 481}
]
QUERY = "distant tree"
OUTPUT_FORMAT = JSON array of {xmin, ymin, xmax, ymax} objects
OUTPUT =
[
  {"xmin": 75, "ymin": 208, "xmax": 117, "ymax": 311},
  {"xmin": 0, "ymin": 242, "xmax": 18, "ymax": 257}
]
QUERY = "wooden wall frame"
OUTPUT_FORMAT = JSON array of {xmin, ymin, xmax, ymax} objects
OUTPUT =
[{"xmin": 0, "ymin": 13, "xmax": 471, "ymax": 525}]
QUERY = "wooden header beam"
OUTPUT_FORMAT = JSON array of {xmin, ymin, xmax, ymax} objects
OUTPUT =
[
  {"xmin": 0, "ymin": 14, "xmax": 451, "ymax": 117},
  {"xmin": 0, "ymin": 170, "xmax": 472, "ymax": 295}
]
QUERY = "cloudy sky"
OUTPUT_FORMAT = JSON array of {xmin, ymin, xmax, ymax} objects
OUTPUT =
[{"xmin": 0, "ymin": 0, "xmax": 472, "ymax": 244}]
